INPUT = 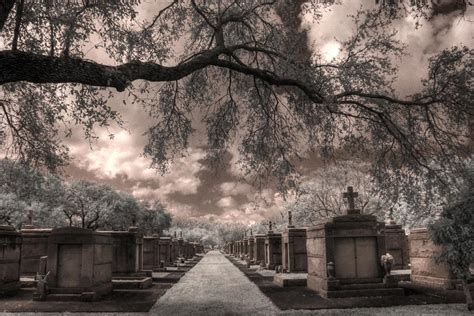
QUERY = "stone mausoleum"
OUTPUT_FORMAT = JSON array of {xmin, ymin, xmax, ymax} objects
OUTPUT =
[
  {"xmin": 282, "ymin": 211, "xmax": 307, "ymax": 273},
  {"xmin": 306, "ymin": 187, "xmax": 403, "ymax": 298},
  {"xmin": 46, "ymin": 227, "xmax": 113, "ymax": 301}
]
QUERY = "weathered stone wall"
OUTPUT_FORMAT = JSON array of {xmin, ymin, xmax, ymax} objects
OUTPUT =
[{"xmin": 409, "ymin": 228, "xmax": 457, "ymax": 289}]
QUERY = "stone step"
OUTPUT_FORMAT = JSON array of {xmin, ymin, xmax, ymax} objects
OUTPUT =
[
  {"xmin": 336, "ymin": 283, "xmax": 397, "ymax": 290},
  {"xmin": 324, "ymin": 287, "xmax": 405, "ymax": 298}
]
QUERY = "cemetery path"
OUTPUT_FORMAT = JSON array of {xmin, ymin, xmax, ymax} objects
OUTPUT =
[{"xmin": 149, "ymin": 250, "xmax": 279, "ymax": 315}]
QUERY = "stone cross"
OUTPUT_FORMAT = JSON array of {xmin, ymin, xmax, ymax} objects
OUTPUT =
[
  {"xmin": 268, "ymin": 221, "xmax": 273, "ymax": 232},
  {"xmin": 179, "ymin": 231, "xmax": 183, "ymax": 239},
  {"xmin": 343, "ymin": 186, "xmax": 359, "ymax": 214},
  {"xmin": 288, "ymin": 211, "xmax": 294, "ymax": 228}
]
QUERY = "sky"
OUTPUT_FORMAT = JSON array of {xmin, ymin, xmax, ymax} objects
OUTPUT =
[{"xmin": 62, "ymin": 0, "xmax": 473, "ymax": 225}]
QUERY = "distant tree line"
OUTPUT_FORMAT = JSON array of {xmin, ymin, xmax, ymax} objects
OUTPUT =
[{"xmin": 0, "ymin": 158, "xmax": 171, "ymax": 234}]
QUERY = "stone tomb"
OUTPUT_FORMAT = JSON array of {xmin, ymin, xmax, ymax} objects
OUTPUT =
[
  {"xmin": 306, "ymin": 187, "xmax": 403, "ymax": 298},
  {"xmin": 46, "ymin": 227, "xmax": 113, "ymax": 301},
  {"xmin": 254, "ymin": 234, "xmax": 266, "ymax": 265},
  {"xmin": 247, "ymin": 234, "xmax": 255, "ymax": 263},
  {"xmin": 20, "ymin": 228, "xmax": 52, "ymax": 276},
  {"xmin": 385, "ymin": 219, "xmax": 409, "ymax": 270},
  {"xmin": 409, "ymin": 228, "xmax": 459, "ymax": 289},
  {"xmin": 99, "ymin": 227, "xmax": 152, "ymax": 289},
  {"xmin": 242, "ymin": 234, "xmax": 249, "ymax": 259},
  {"xmin": 159, "ymin": 236, "xmax": 173, "ymax": 267},
  {"xmin": 171, "ymin": 235, "xmax": 179, "ymax": 263},
  {"xmin": 282, "ymin": 228, "xmax": 307, "ymax": 272},
  {"xmin": 0, "ymin": 226, "xmax": 21, "ymax": 295},
  {"xmin": 282, "ymin": 212, "xmax": 307, "ymax": 273},
  {"xmin": 101, "ymin": 228, "xmax": 145, "ymax": 277},
  {"xmin": 264, "ymin": 223, "xmax": 282, "ymax": 270},
  {"xmin": 143, "ymin": 235, "xmax": 161, "ymax": 271}
]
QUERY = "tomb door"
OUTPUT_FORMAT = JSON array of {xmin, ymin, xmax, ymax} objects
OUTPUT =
[
  {"xmin": 284, "ymin": 242, "xmax": 289, "ymax": 269},
  {"xmin": 334, "ymin": 237, "xmax": 378, "ymax": 279},
  {"xmin": 57, "ymin": 244, "xmax": 82, "ymax": 288}
]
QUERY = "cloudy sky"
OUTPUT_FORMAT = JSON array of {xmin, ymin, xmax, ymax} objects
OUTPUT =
[{"xmin": 63, "ymin": 0, "xmax": 473, "ymax": 225}]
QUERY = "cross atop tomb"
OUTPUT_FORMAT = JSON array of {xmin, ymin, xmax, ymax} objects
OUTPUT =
[
  {"xmin": 27, "ymin": 209, "xmax": 33, "ymax": 225},
  {"xmin": 288, "ymin": 211, "xmax": 294, "ymax": 228},
  {"xmin": 343, "ymin": 186, "xmax": 360, "ymax": 215}
]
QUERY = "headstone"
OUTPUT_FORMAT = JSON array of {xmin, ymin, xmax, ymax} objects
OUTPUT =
[
  {"xmin": 282, "ymin": 226, "xmax": 307, "ymax": 273},
  {"xmin": 385, "ymin": 219, "xmax": 409, "ymax": 269},
  {"xmin": 265, "ymin": 230, "xmax": 282, "ymax": 270},
  {"xmin": 143, "ymin": 235, "xmax": 160, "ymax": 271},
  {"xmin": 409, "ymin": 228, "xmax": 459, "ymax": 289},
  {"xmin": 46, "ymin": 227, "xmax": 113, "ymax": 301},
  {"xmin": 0, "ymin": 225, "xmax": 21, "ymax": 294},
  {"xmin": 254, "ymin": 234, "xmax": 266, "ymax": 264},
  {"xmin": 20, "ymin": 227, "xmax": 52, "ymax": 276},
  {"xmin": 306, "ymin": 187, "xmax": 403, "ymax": 298}
]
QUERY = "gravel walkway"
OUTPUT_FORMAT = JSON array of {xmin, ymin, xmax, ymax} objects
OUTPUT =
[{"xmin": 148, "ymin": 250, "xmax": 279, "ymax": 315}]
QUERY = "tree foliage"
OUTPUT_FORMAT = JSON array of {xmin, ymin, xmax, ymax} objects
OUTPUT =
[
  {"xmin": 0, "ymin": 1, "xmax": 471, "ymax": 207},
  {"xmin": 0, "ymin": 158, "xmax": 172, "ymax": 232},
  {"xmin": 429, "ymin": 163, "xmax": 474, "ymax": 310}
]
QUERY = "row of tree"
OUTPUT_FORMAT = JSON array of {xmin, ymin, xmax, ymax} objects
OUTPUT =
[{"xmin": 0, "ymin": 158, "xmax": 171, "ymax": 234}]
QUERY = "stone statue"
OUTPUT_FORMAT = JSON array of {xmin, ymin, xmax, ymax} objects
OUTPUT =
[
  {"xmin": 268, "ymin": 221, "xmax": 273, "ymax": 232},
  {"xmin": 381, "ymin": 253, "xmax": 394, "ymax": 276},
  {"xmin": 34, "ymin": 271, "xmax": 50, "ymax": 301}
]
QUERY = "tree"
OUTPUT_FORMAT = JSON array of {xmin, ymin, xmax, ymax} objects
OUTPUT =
[
  {"xmin": 429, "ymin": 164, "xmax": 474, "ymax": 311},
  {"xmin": 284, "ymin": 161, "xmax": 388, "ymax": 226},
  {"xmin": 137, "ymin": 201, "xmax": 172, "ymax": 235},
  {"xmin": 0, "ymin": 1, "xmax": 471, "ymax": 203}
]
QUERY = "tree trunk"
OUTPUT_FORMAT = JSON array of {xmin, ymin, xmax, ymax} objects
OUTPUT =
[{"xmin": 461, "ymin": 277, "xmax": 473, "ymax": 311}]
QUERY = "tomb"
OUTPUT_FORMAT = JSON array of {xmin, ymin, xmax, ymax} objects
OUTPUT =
[
  {"xmin": 46, "ymin": 227, "xmax": 113, "ymax": 301},
  {"xmin": 264, "ymin": 221, "xmax": 282, "ymax": 270},
  {"xmin": 0, "ymin": 225, "xmax": 21, "ymax": 295},
  {"xmin": 384, "ymin": 218, "xmax": 409, "ymax": 270},
  {"xmin": 306, "ymin": 187, "xmax": 403, "ymax": 298},
  {"xmin": 177, "ymin": 232, "xmax": 184, "ymax": 259},
  {"xmin": 20, "ymin": 227, "xmax": 52, "ymax": 276},
  {"xmin": 100, "ymin": 226, "xmax": 145, "ymax": 277},
  {"xmin": 282, "ymin": 211, "xmax": 307, "ymax": 273},
  {"xmin": 159, "ymin": 236, "xmax": 173, "ymax": 267},
  {"xmin": 254, "ymin": 234, "xmax": 266, "ymax": 265},
  {"xmin": 143, "ymin": 234, "xmax": 161, "ymax": 271},
  {"xmin": 242, "ymin": 233, "xmax": 249, "ymax": 259},
  {"xmin": 409, "ymin": 228, "xmax": 459, "ymax": 289},
  {"xmin": 247, "ymin": 231, "xmax": 255, "ymax": 263},
  {"xmin": 171, "ymin": 232, "xmax": 179, "ymax": 263}
]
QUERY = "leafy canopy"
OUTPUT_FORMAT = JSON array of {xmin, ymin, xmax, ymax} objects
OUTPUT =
[{"xmin": 0, "ymin": 0, "xmax": 472, "ymax": 201}]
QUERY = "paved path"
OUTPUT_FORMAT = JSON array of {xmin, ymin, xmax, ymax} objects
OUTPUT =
[{"xmin": 149, "ymin": 250, "xmax": 279, "ymax": 315}]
